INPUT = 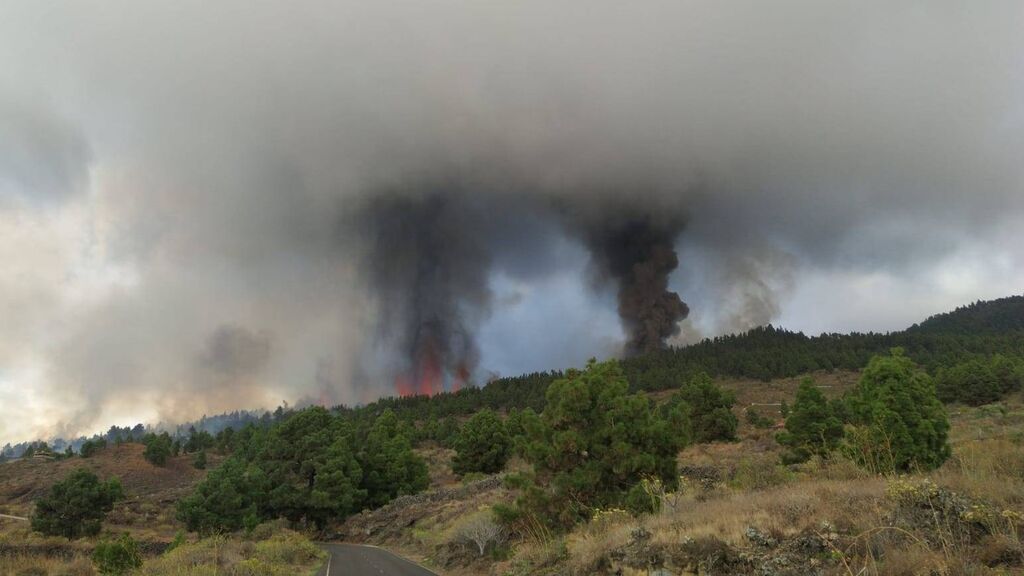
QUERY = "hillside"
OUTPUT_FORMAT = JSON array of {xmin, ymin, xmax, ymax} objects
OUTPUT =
[
  {"xmin": 337, "ymin": 386, "xmax": 1024, "ymax": 576},
  {"xmin": 0, "ymin": 444, "xmax": 209, "ymax": 532},
  {"xmin": 4, "ymin": 294, "xmax": 1022, "ymax": 458},
  {"xmin": 2, "ymin": 295, "xmax": 1023, "ymax": 575},
  {"xmin": 911, "ymin": 295, "xmax": 1024, "ymax": 334},
  {"xmin": 334, "ymin": 294, "xmax": 1024, "ymax": 428}
]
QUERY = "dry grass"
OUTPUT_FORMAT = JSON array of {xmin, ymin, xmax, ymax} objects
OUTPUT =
[
  {"xmin": 139, "ymin": 527, "xmax": 324, "ymax": 576},
  {"xmin": 0, "ymin": 443, "xmax": 212, "ymax": 549},
  {"xmin": 0, "ymin": 553, "xmax": 95, "ymax": 576},
  {"xmin": 512, "ymin": 387, "xmax": 1024, "ymax": 575},
  {"xmin": 415, "ymin": 446, "xmax": 459, "ymax": 489},
  {"xmin": 0, "ymin": 525, "xmax": 94, "ymax": 575}
]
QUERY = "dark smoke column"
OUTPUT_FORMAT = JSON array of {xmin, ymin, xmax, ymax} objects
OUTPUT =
[
  {"xmin": 356, "ymin": 190, "xmax": 489, "ymax": 396},
  {"xmin": 581, "ymin": 214, "xmax": 689, "ymax": 356}
]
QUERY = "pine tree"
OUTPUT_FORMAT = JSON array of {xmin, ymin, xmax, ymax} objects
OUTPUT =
[
  {"xmin": 513, "ymin": 359, "xmax": 689, "ymax": 530},
  {"xmin": 776, "ymin": 378, "xmax": 843, "ymax": 464},
  {"xmin": 143, "ymin": 432, "xmax": 173, "ymax": 466},
  {"xmin": 452, "ymin": 409, "xmax": 510, "ymax": 476},
  {"xmin": 259, "ymin": 407, "xmax": 365, "ymax": 528},
  {"xmin": 673, "ymin": 373, "xmax": 738, "ymax": 443},
  {"xmin": 845, "ymin": 349, "xmax": 950, "ymax": 473},
  {"xmin": 192, "ymin": 449, "xmax": 207, "ymax": 470},
  {"xmin": 358, "ymin": 409, "xmax": 429, "ymax": 508},
  {"xmin": 32, "ymin": 470, "xmax": 123, "ymax": 538}
]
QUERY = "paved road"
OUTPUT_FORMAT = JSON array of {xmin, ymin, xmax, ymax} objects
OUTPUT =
[
  {"xmin": 317, "ymin": 543, "xmax": 438, "ymax": 576},
  {"xmin": 0, "ymin": 514, "xmax": 28, "ymax": 522}
]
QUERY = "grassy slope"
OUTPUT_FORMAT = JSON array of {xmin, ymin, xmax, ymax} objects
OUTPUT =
[
  {"xmin": 0, "ymin": 443, "xmax": 209, "ymax": 536},
  {"xmin": 338, "ymin": 376, "xmax": 1024, "ymax": 576},
  {"xmin": 3, "ymin": 369, "xmax": 1022, "ymax": 575}
]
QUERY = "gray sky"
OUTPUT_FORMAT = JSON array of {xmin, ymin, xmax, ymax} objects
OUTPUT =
[{"xmin": 1, "ymin": 1, "xmax": 1023, "ymax": 442}]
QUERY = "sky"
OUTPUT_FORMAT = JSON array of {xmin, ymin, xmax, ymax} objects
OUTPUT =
[{"xmin": 1, "ymin": 1, "xmax": 1023, "ymax": 443}]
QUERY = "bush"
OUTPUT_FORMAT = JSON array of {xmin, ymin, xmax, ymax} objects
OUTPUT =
[
  {"xmin": 92, "ymin": 534, "xmax": 142, "ymax": 575},
  {"xmin": 177, "ymin": 405, "xmax": 430, "ymax": 534},
  {"xmin": 776, "ymin": 378, "xmax": 844, "ymax": 464},
  {"xmin": 192, "ymin": 449, "xmax": 207, "ymax": 470},
  {"xmin": 730, "ymin": 457, "xmax": 792, "ymax": 490},
  {"xmin": 358, "ymin": 409, "xmax": 429, "ymax": 508},
  {"xmin": 514, "ymin": 359, "xmax": 689, "ymax": 530},
  {"xmin": 31, "ymin": 469, "xmax": 124, "ymax": 538},
  {"xmin": 453, "ymin": 511, "xmax": 507, "ymax": 557},
  {"xmin": 177, "ymin": 457, "xmax": 259, "ymax": 535},
  {"xmin": 452, "ymin": 409, "xmax": 511, "ymax": 476},
  {"xmin": 143, "ymin": 432, "xmax": 173, "ymax": 466},
  {"xmin": 936, "ymin": 355, "xmax": 1023, "ymax": 406},
  {"xmin": 745, "ymin": 407, "xmax": 774, "ymax": 429},
  {"xmin": 673, "ymin": 373, "xmax": 737, "ymax": 443},
  {"xmin": 844, "ymin": 349, "xmax": 951, "ymax": 473},
  {"xmin": 165, "ymin": 530, "xmax": 186, "ymax": 554},
  {"xmin": 624, "ymin": 479, "xmax": 661, "ymax": 516},
  {"xmin": 80, "ymin": 438, "xmax": 107, "ymax": 458}
]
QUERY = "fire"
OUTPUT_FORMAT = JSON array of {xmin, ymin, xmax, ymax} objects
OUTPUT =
[
  {"xmin": 416, "ymin": 338, "xmax": 442, "ymax": 395},
  {"xmin": 393, "ymin": 335, "xmax": 470, "ymax": 397},
  {"xmin": 451, "ymin": 361, "xmax": 469, "ymax": 393},
  {"xmin": 395, "ymin": 374, "xmax": 415, "ymax": 397}
]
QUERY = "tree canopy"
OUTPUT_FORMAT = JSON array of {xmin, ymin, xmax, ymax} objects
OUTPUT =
[
  {"xmin": 844, "ymin": 349, "xmax": 951, "ymax": 473},
  {"xmin": 511, "ymin": 359, "xmax": 689, "ymax": 530},
  {"xmin": 776, "ymin": 378, "xmax": 844, "ymax": 464},
  {"xmin": 32, "ymin": 469, "xmax": 124, "ymax": 539},
  {"xmin": 452, "ymin": 409, "xmax": 511, "ymax": 476}
]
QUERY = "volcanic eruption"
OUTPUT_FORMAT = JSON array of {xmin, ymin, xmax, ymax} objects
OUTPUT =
[{"xmin": 355, "ymin": 184, "xmax": 691, "ymax": 396}]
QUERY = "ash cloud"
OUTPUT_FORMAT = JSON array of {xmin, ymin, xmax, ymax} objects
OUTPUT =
[
  {"xmin": 572, "ymin": 206, "xmax": 689, "ymax": 355},
  {"xmin": 199, "ymin": 325, "xmax": 271, "ymax": 378},
  {"xmin": 1, "ymin": 1, "xmax": 1023, "ymax": 441},
  {"xmin": 354, "ymin": 188, "xmax": 492, "ymax": 394}
]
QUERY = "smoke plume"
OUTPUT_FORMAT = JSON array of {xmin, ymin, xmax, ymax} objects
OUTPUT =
[
  {"xmin": 355, "ymin": 188, "xmax": 493, "ymax": 395},
  {"xmin": 2, "ymin": 1, "xmax": 1024, "ymax": 441},
  {"xmin": 578, "ymin": 211, "xmax": 689, "ymax": 355}
]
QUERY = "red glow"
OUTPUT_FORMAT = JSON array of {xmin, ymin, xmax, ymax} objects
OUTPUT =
[
  {"xmin": 417, "ymin": 338, "xmax": 442, "ymax": 395},
  {"xmin": 395, "ymin": 374, "xmax": 415, "ymax": 397},
  {"xmin": 394, "ymin": 334, "xmax": 444, "ymax": 397},
  {"xmin": 452, "ymin": 362, "xmax": 469, "ymax": 393}
]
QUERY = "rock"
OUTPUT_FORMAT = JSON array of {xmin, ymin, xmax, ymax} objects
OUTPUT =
[{"xmin": 745, "ymin": 526, "xmax": 777, "ymax": 548}]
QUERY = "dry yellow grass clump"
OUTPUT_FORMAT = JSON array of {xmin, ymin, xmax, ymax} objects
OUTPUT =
[
  {"xmin": 0, "ymin": 523, "xmax": 325, "ymax": 576},
  {"xmin": 139, "ymin": 527, "xmax": 325, "ymax": 576}
]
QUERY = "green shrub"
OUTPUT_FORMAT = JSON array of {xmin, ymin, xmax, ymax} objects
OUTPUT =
[
  {"xmin": 358, "ymin": 409, "xmax": 430, "ymax": 508},
  {"xmin": 253, "ymin": 532, "xmax": 323, "ymax": 565},
  {"xmin": 624, "ymin": 480, "xmax": 661, "ymax": 516},
  {"xmin": 452, "ymin": 409, "xmax": 511, "ymax": 476},
  {"xmin": 80, "ymin": 438, "xmax": 107, "ymax": 458},
  {"xmin": 731, "ymin": 457, "xmax": 792, "ymax": 490},
  {"xmin": 165, "ymin": 530, "xmax": 186, "ymax": 554},
  {"xmin": 672, "ymin": 373, "xmax": 737, "ymax": 443},
  {"xmin": 31, "ymin": 469, "xmax": 123, "ymax": 538},
  {"xmin": 143, "ymin": 432, "xmax": 173, "ymax": 466},
  {"xmin": 776, "ymin": 378, "xmax": 844, "ymax": 464},
  {"xmin": 745, "ymin": 407, "xmax": 774, "ymax": 429},
  {"xmin": 844, "ymin": 349, "xmax": 951, "ymax": 473},
  {"xmin": 461, "ymin": 472, "xmax": 487, "ymax": 485},
  {"xmin": 936, "ymin": 355, "xmax": 1023, "ymax": 406},
  {"xmin": 92, "ymin": 534, "xmax": 142, "ymax": 575},
  {"xmin": 177, "ymin": 457, "xmax": 260, "ymax": 535},
  {"xmin": 192, "ymin": 449, "xmax": 207, "ymax": 470},
  {"xmin": 513, "ymin": 359, "xmax": 689, "ymax": 531}
]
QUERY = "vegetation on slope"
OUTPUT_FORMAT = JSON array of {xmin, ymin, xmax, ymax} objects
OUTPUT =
[{"xmin": 2, "ymin": 295, "xmax": 1023, "ymax": 575}]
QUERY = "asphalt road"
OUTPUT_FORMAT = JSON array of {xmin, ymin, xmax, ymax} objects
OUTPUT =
[{"xmin": 317, "ymin": 543, "xmax": 438, "ymax": 576}]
